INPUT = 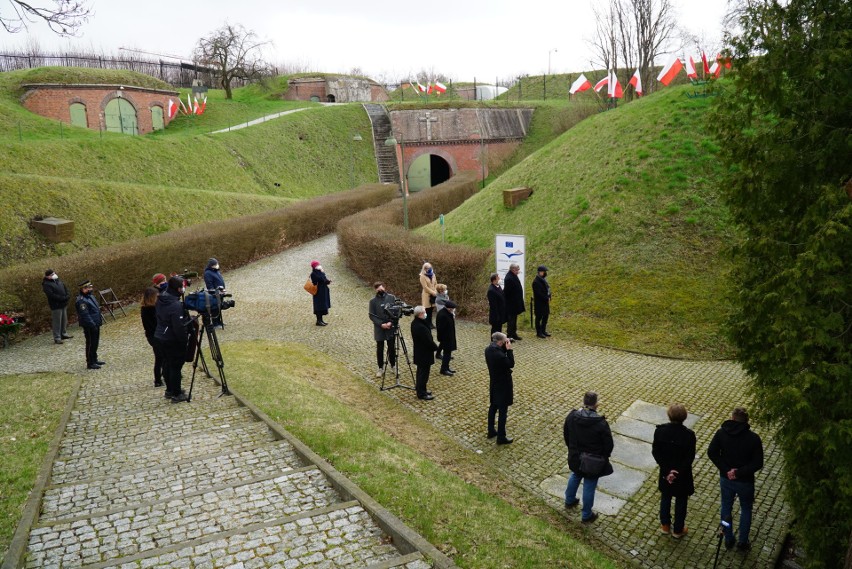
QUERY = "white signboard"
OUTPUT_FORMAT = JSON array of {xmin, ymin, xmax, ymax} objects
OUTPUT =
[{"xmin": 495, "ymin": 234, "xmax": 526, "ymax": 296}]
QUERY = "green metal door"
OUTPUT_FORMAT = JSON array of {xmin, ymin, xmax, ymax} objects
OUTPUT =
[
  {"xmin": 151, "ymin": 105, "xmax": 164, "ymax": 131},
  {"xmin": 104, "ymin": 98, "xmax": 138, "ymax": 135},
  {"xmin": 407, "ymin": 154, "xmax": 431, "ymax": 192},
  {"xmin": 69, "ymin": 103, "xmax": 87, "ymax": 128}
]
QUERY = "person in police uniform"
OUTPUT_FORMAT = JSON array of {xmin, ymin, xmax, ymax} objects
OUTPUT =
[{"xmin": 75, "ymin": 280, "xmax": 104, "ymax": 369}]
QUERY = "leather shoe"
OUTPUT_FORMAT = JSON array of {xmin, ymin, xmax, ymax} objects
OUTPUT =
[
  {"xmin": 154, "ymin": 380, "xmax": 164, "ymax": 387},
  {"xmin": 54, "ymin": 339, "xmax": 64, "ymax": 344},
  {"xmin": 95, "ymin": 360, "xmax": 106, "ymax": 365},
  {"xmin": 315, "ymin": 321, "xmax": 328, "ymax": 326},
  {"xmin": 86, "ymin": 364, "xmax": 100, "ymax": 369},
  {"xmin": 512, "ymin": 336, "xmax": 522, "ymax": 341},
  {"xmin": 61, "ymin": 334, "xmax": 74, "ymax": 339},
  {"xmin": 417, "ymin": 393, "xmax": 434, "ymax": 400},
  {"xmin": 564, "ymin": 499, "xmax": 580, "ymax": 508},
  {"xmin": 537, "ymin": 334, "xmax": 547, "ymax": 338},
  {"xmin": 487, "ymin": 431, "xmax": 498, "ymax": 439},
  {"xmin": 496, "ymin": 436, "xmax": 514, "ymax": 445},
  {"xmin": 170, "ymin": 392, "xmax": 189, "ymax": 403},
  {"xmin": 440, "ymin": 370, "xmax": 454, "ymax": 376},
  {"xmin": 544, "ymin": 332, "xmax": 551, "ymax": 337},
  {"xmin": 581, "ymin": 512, "xmax": 599, "ymax": 523},
  {"xmin": 446, "ymin": 368, "xmax": 457, "ymax": 373}
]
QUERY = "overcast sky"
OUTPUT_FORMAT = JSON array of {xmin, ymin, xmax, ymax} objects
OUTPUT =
[{"xmin": 3, "ymin": 0, "xmax": 732, "ymax": 82}]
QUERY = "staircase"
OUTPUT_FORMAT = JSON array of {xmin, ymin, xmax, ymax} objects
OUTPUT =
[
  {"xmin": 363, "ymin": 104, "xmax": 400, "ymax": 186},
  {"xmin": 10, "ymin": 368, "xmax": 450, "ymax": 568}
]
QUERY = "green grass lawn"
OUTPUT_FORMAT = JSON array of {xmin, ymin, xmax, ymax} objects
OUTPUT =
[
  {"xmin": 0, "ymin": 373, "xmax": 75, "ymax": 559},
  {"xmin": 225, "ymin": 340, "xmax": 621, "ymax": 569}
]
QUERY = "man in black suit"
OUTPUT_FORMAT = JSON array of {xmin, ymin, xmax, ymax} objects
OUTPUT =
[
  {"xmin": 485, "ymin": 332, "xmax": 515, "ymax": 444},
  {"xmin": 532, "ymin": 265, "xmax": 552, "ymax": 338},
  {"xmin": 503, "ymin": 263, "xmax": 525, "ymax": 340},
  {"xmin": 487, "ymin": 273, "xmax": 506, "ymax": 334},
  {"xmin": 410, "ymin": 305, "xmax": 438, "ymax": 400}
]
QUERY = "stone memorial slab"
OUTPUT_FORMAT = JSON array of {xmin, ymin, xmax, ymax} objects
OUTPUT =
[
  {"xmin": 611, "ymin": 416, "xmax": 657, "ymax": 443},
  {"xmin": 539, "ymin": 474, "xmax": 627, "ymax": 515},
  {"xmin": 597, "ymin": 464, "xmax": 650, "ymax": 499},
  {"xmin": 622, "ymin": 400, "xmax": 701, "ymax": 429},
  {"xmin": 610, "ymin": 433, "xmax": 659, "ymax": 472}
]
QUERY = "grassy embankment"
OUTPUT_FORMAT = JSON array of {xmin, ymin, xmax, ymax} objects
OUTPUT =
[
  {"xmin": 0, "ymin": 68, "xmax": 379, "ymax": 269},
  {"xmin": 418, "ymin": 84, "xmax": 734, "ymax": 358}
]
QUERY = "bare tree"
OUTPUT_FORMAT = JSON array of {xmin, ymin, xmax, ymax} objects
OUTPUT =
[
  {"xmin": 194, "ymin": 23, "xmax": 270, "ymax": 99},
  {"xmin": 1, "ymin": 0, "xmax": 90, "ymax": 35},
  {"xmin": 629, "ymin": 0, "xmax": 676, "ymax": 94}
]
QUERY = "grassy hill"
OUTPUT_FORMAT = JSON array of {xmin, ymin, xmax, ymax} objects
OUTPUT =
[
  {"xmin": 0, "ymin": 67, "xmax": 380, "ymax": 268},
  {"xmin": 417, "ymin": 84, "xmax": 734, "ymax": 358}
]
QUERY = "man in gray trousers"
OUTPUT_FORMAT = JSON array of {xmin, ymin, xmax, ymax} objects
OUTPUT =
[{"xmin": 42, "ymin": 269, "xmax": 73, "ymax": 344}]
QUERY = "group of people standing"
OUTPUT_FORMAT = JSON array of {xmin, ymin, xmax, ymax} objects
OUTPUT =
[
  {"xmin": 42, "ymin": 269, "xmax": 104, "ymax": 370},
  {"xmin": 487, "ymin": 263, "xmax": 552, "ymax": 339}
]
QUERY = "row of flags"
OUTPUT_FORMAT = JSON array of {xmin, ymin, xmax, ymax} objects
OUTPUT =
[
  {"xmin": 166, "ymin": 93, "xmax": 208, "ymax": 119},
  {"xmin": 412, "ymin": 80, "xmax": 448, "ymax": 96},
  {"xmin": 569, "ymin": 52, "xmax": 732, "ymax": 98}
]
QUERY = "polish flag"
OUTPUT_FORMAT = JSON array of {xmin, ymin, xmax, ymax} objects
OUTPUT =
[
  {"xmin": 657, "ymin": 56, "xmax": 683, "ymax": 86},
  {"xmin": 628, "ymin": 69, "xmax": 643, "ymax": 96},
  {"xmin": 178, "ymin": 98, "xmax": 188, "ymax": 115},
  {"xmin": 593, "ymin": 75, "xmax": 609, "ymax": 93},
  {"xmin": 416, "ymin": 82, "xmax": 427, "ymax": 93},
  {"xmin": 701, "ymin": 52, "xmax": 710, "ymax": 75},
  {"xmin": 167, "ymin": 99, "xmax": 177, "ymax": 119},
  {"xmin": 569, "ymin": 73, "xmax": 592, "ymax": 94},
  {"xmin": 686, "ymin": 56, "xmax": 698, "ymax": 79},
  {"xmin": 607, "ymin": 70, "xmax": 623, "ymax": 99},
  {"xmin": 192, "ymin": 96, "xmax": 200, "ymax": 115},
  {"xmin": 718, "ymin": 53, "xmax": 732, "ymax": 69},
  {"xmin": 433, "ymin": 81, "xmax": 447, "ymax": 94},
  {"xmin": 186, "ymin": 93, "xmax": 194, "ymax": 115},
  {"xmin": 709, "ymin": 61, "xmax": 721, "ymax": 78}
]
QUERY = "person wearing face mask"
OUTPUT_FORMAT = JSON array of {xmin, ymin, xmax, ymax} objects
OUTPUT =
[
  {"xmin": 155, "ymin": 276, "xmax": 190, "ymax": 402},
  {"xmin": 204, "ymin": 258, "xmax": 225, "ymax": 292},
  {"xmin": 419, "ymin": 262, "xmax": 438, "ymax": 329},
  {"xmin": 310, "ymin": 260, "xmax": 332, "ymax": 326},
  {"xmin": 42, "ymin": 269, "xmax": 73, "ymax": 345},
  {"xmin": 410, "ymin": 305, "xmax": 438, "ymax": 400},
  {"xmin": 368, "ymin": 281, "xmax": 397, "ymax": 377},
  {"xmin": 435, "ymin": 300, "xmax": 458, "ymax": 376},
  {"xmin": 75, "ymin": 280, "xmax": 104, "ymax": 369},
  {"xmin": 532, "ymin": 265, "xmax": 552, "ymax": 339}
]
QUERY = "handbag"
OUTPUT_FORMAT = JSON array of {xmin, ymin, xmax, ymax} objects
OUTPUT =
[
  {"xmin": 579, "ymin": 452, "xmax": 608, "ymax": 477},
  {"xmin": 303, "ymin": 277, "xmax": 318, "ymax": 296}
]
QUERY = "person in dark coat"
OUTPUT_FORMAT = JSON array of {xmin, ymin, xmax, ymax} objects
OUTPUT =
[
  {"xmin": 652, "ymin": 403, "xmax": 696, "ymax": 538},
  {"xmin": 435, "ymin": 300, "xmax": 458, "ymax": 376},
  {"xmin": 141, "ymin": 286, "xmax": 164, "ymax": 387},
  {"xmin": 309, "ymin": 260, "xmax": 331, "ymax": 326},
  {"xmin": 368, "ymin": 282, "xmax": 397, "ymax": 377},
  {"xmin": 410, "ymin": 305, "xmax": 438, "ymax": 400},
  {"xmin": 155, "ymin": 276, "xmax": 190, "ymax": 402},
  {"xmin": 75, "ymin": 280, "xmax": 104, "ymax": 369},
  {"xmin": 503, "ymin": 263, "xmax": 525, "ymax": 340},
  {"xmin": 532, "ymin": 265, "xmax": 552, "ymax": 338},
  {"xmin": 563, "ymin": 391, "xmax": 614, "ymax": 523},
  {"xmin": 42, "ymin": 269, "xmax": 72, "ymax": 344},
  {"xmin": 485, "ymin": 332, "xmax": 515, "ymax": 444},
  {"xmin": 203, "ymin": 258, "xmax": 226, "ymax": 291},
  {"xmin": 487, "ymin": 273, "xmax": 506, "ymax": 335},
  {"xmin": 707, "ymin": 407, "xmax": 764, "ymax": 551}
]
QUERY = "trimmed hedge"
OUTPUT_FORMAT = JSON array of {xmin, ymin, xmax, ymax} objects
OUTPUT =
[
  {"xmin": 337, "ymin": 172, "xmax": 491, "ymax": 316},
  {"xmin": 0, "ymin": 184, "xmax": 397, "ymax": 332}
]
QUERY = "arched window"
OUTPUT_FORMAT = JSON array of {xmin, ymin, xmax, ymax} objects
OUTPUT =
[{"xmin": 69, "ymin": 102, "xmax": 87, "ymax": 128}]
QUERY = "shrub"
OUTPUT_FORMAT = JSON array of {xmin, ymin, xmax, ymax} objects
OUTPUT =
[
  {"xmin": 0, "ymin": 184, "xmax": 396, "ymax": 332},
  {"xmin": 337, "ymin": 172, "xmax": 491, "ymax": 316}
]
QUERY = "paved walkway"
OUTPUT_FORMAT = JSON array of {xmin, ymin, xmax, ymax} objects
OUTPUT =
[
  {"xmin": 1, "ymin": 234, "xmax": 789, "ymax": 569},
  {"xmin": 208, "ymin": 105, "xmax": 332, "ymax": 134}
]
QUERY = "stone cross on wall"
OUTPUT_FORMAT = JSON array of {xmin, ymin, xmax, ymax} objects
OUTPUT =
[{"xmin": 418, "ymin": 112, "xmax": 438, "ymax": 140}]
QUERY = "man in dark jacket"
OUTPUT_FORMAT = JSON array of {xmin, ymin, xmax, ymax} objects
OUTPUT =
[
  {"xmin": 485, "ymin": 332, "xmax": 515, "ymax": 444},
  {"xmin": 74, "ymin": 280, "xmax": 104, "ymax": 369},
  {"xmin": 155, "ymin": 276, "xmax": 190, "ymax": 402},
  {"xmin": 707, "ymin": 407, "xmax": 764, "ymax": 551},
  {"xmin": 42, "ymin": 269, "xmax": 73, "ymax": 344},
  {"xmin": 203, "ymin": 258, "xmax": 226, "ymax": 291},
  {"xmin": 436, "ymin": 300, "xmax": 458, "ymax": 376},
  {"xmin": 652, "ymin": 403, "xmax": 696, "ymax": 538},
  {"xmin": 368, "ymin": 282, "xmax": 397, "ymax": 377},
  {"xmin": 410, "ymin": 305, "xmax": 437, "ymax": 400},
  {"xmin": 503, "ymin": 263, "xmax": 525, "ymax": 340},
  {"xmin": 486, "ymin": 273, "xmax": 506, "ymax": 334},
  {"xmin": 563, "ymin": 391, "xmax": 614, "ymax": 523},
  {"xmin": 532, "ymin": 265, "xmax": 552, "ymax": 338}
]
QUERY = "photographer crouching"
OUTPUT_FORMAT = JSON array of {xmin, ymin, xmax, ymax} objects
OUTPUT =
[
  {"xmin": 155, "ymin": 276, "xmax": 190, "ymax": 402},
  {"xmin": 369, "ymin": 282, "xmax": 397, "ymax": 377}
]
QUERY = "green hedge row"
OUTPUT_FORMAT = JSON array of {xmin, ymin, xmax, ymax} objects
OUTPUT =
[
  {"xmin": 0, "ymin": 184, "xmax": 397, "ymax": 331},
  {"xmin": 337, "ymin": 172, "xmax": 491, "ymax": 317}
]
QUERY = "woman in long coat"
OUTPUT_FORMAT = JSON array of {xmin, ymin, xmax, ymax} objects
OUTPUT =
[
  {"xmin": 419, "ymin": 262, "xmax": 438, "ymax": 329},
  {"xmin": 310, "ymin": 260, "xmax": 331, "ymax": 326},
  {"xmin": 652, "ymin": 403, "xmax": 696, "ymax": 538}
]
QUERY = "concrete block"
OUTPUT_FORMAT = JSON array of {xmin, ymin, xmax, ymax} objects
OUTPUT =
[
  {"xmin": 622, "ymin": 400, "xmax": 701, "ymax": 429},
  {"xmin": 611, "ymin": 434, "xmax": 658, "ymax": 472},
  {"xmin": 598, "ymin": 465, "xmax": 650, "ymax": 499},
  {"xmin": 31, "ymin": 217, "xmax": 74, "ymax": 243}
]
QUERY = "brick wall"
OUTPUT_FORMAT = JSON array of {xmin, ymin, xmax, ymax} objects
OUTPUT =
[
  {"xmin": 402, "ymin": 140, "xmax": 521, "ymax": 181},
  {"xmin": 21, "ymin": 84, "xmax": 179, "ymax": 135}
]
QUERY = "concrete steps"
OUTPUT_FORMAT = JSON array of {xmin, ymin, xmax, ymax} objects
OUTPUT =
[{"xmin": 363, "ymin": 104, "xmax": 401, "ymax": 186}]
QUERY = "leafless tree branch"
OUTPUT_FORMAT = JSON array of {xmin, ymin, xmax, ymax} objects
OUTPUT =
[{"xmin": 1, "ymin": 0, "xmax": 90, "ymax": 36}]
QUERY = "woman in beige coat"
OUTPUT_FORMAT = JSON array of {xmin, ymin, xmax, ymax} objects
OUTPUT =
[{"xmin": 419, "ymin": 262, "xmax": 438, "ymax": 329}]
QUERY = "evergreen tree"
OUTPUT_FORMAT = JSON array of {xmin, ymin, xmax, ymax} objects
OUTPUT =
[{"xmin": 712, "ymin": 1, "xmax": 851, "ymax": 566}]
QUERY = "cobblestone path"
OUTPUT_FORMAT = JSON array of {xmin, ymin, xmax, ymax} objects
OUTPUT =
[{"xmin": 2, "ymin": 234, "xmax": 789, "ymax": 569}]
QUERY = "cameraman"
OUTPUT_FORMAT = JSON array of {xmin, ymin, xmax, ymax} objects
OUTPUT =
[
  {"xmin": 155, "ymin": 276, "xmax": 190, "ymax": 402},
  {"xmin": 204, "ymin": 259, "xmax": 225, "ymax": 328},
  {"xmin": 368, "ymin": 282, "xmax": 397, "ymax": 377}
]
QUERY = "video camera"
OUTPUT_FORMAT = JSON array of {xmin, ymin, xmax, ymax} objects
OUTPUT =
[
  {"xmin": 183, "ymin": 288, "xmax": 235, "ymax": 315},
  {"xmin": 176, "ymin": 270, "xmax": 199, "ymax": 286},
  {"xmin": 382, "ymin": 299, "xmax": 414, "ymax": 321}
]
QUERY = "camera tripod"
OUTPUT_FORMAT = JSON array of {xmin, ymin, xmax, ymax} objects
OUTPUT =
[
  {"xmin": 713, "ymin": 520, "xmax": 732, "ymax": 569},
  {"xmin": 188, "ymin": 312, "xmax": 231, "ymax": 402},
  {"xmin": 380, "ymin": 322, "xmax": 415, "ymax": 391}
]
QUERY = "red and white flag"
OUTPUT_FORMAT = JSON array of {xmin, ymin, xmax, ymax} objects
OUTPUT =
[
  {"xmin": 167, "ymin": 98, "xmax": 178, "ymax": 119},
  {"xmin": 186, "ymin": 93, "xmax": 194, "ymax": 115},
  {"xmin": 701, "ymin": 52, "xmax": 710, "ymax": 75},
  {"xmin": 178, "ymin": 98, "xmax": 188, "ymax": 115},
  {"xmin": 686, "ymin": 56, "xmax": 698, "ymax": 79},
  {"xmin": 657, "ymin": 56, "xmax": 683, "ymax": 86},
  {"xmin": 200, "ymin": 94, "xmax": 207, "ymax": 114},
  {"xmin": 709, "ymin": 61, "xmax": 721, "ymax": 77},
  {"xmin": 416, "ymin": 82, "xmax": 427, "ymax": 93},
  {"xmin": 433, "ymin": 81, "xmax": 447, "ymax": 94},
  {"xmin": 628, "ymin": 69, "xmax": 643, "ymax": 96},
  {"xmin": 569, "ymin": 73, "xmax": 592, "ymax": 95},
  {"xmin": 607, "ymin": 70, "xmax": 623, "ymax": 99},
  {"xmin": 593, "ymin": 75, "xmax": 609, "ymax": 93}
]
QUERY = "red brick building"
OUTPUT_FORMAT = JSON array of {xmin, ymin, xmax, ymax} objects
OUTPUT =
[
  {"xmin": 20, "ymin": 84, "xmax": 180, "ymax": 135},
  {"xmin": 284, "ymin": 76, "xmax": 388, "ymax": 103}
]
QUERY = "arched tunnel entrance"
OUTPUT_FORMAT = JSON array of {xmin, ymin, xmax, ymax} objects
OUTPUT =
[{"xmin": 407, "ymin": 154, "xmax": 452, "ymax": 192}]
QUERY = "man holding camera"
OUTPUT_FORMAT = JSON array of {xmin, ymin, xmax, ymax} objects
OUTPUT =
[
  {"xmin": 411, "ymin": 305, "xmax": 438, "ymax": 400},
  {"xmin": 369, "ymin": 282, "xmax": 397, "ymax": 377},
  {"xmin": 155, "ymin": 276, "xmax": 190, "ymax": 403},
  {"xmin": 485, "ymin": 332, "xmax": 515, "ymax": 444}
]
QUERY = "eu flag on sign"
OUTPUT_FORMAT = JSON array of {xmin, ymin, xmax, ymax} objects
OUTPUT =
[{"xmin": 505, "ymin": 241, "xmax": 513, "ymax": 247}]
